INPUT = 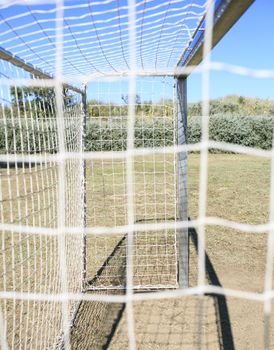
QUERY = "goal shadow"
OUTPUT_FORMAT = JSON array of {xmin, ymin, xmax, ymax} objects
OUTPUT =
[
  {"xmin": 69, "ymin": 236, "xmax": 127, "ymax": 350},
  {"xmin": 68, "ymin": 224, "xmax": 235, "ymax": 349},
  {"xmin": 189, "ymin": 225, "xmax": 235, "ymax": 350}
]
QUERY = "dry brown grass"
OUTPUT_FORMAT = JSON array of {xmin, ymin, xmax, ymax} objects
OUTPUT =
[
  {"xmin": 189, "ymin": 153, "xmax": 272, "ymax": 349},
  {"xmin": 1, "ymin": 153, "xmax": 273, "ymax": 349}
]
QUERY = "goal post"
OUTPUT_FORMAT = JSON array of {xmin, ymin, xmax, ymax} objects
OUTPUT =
[
  {"xmin": 81, "ymin": 84, "xmax": 88, "ymax": 290},
  {"xmin": 177, "ymin": 77, "xmax": 189, "ymax": 288}
]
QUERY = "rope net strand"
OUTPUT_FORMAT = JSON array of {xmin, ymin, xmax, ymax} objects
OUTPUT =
[{"xmin": 0, "ymin": 0, "xmax": 273, "ymax": 349}]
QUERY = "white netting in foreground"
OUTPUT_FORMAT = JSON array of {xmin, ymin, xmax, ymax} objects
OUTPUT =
[
  {"xmin": 0, "ymin": 58, "xmax": 85, "ymax": 348},
  {"xmin": 0, "ymin": 0, "xmax": 206, "ymax": 78},
  {"xmin": 1, "ymin": 0, "xmax": 274, "ymax": 349}
]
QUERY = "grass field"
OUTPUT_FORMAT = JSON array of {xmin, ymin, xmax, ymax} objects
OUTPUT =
[
  {"xmin": 82, "ymin": 153, "xmax": 273, "ymax": 349},
  {"xmin": 85, "ymin": 154, "xmax": 178, "ymax": 289},
  {"xmin": 1, "ymin": 153, "xmax": 273, "ymax": 349},
  {"xmin": 189, "ymin": 153, "xmax": 271, "ymax": 349}
]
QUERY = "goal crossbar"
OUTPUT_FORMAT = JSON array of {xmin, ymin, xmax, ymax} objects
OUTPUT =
[
  {"xmin": 0, "ymin": 46, "xmax": 85, "ymax": 95},
  {"xmin": 177, "ymin": 0, "xmax": 255, "ymax": 75}
]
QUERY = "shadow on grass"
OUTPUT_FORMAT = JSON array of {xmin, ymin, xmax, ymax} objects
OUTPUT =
[
  {"xmin": 69, "ymin": 226, "xmax": 235, "ymax": 349},
  {"xmin": 189, "ymin": 225, "xmax": 235, "ymax": 350},
  {"xmin": 69, "ymin": 237, "xmax": 127, "ymax": 350},
  {"xmin": 0, "ymin": 161, "xmax": 37, "ymax": 168}
]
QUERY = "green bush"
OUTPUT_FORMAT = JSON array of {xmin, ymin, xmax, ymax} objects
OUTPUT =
[
  {"xmin": 0, "ymin": 119, "xmax": 78, "ymax": 154},
  {"xmin": 86, "ymin": 115, "xmax": 274, "ymax": 151},
  {"xmin": 188, "ymin": 115, "xmax": 274, "ymax": 150},
  {"xmin": 1, "ymin": 115, "xmax": 273, "ymax": 154},
  {"xmin": 85, "ymin": 118, "xmax": 175, "ymax": 151},
  {"xmin": 0, "ymin": 119, "xmax": 56, "ymax": 154}
]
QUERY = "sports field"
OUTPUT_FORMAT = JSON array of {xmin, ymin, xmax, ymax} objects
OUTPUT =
[
  {"xmin": 1, "ymin": 153, "xmax": 273, "ymax": 349},
  {"xmin": 188, "ymin": 153, "xmax": 272, "ymax": 349},
  {"xmin": 74, "ymin": 153, "xmax": 274, "ymax": 349}
]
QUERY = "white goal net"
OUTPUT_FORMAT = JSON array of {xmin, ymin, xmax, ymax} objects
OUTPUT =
[
  {"xmin": 1, "ymin": 0, "xmax": 272, "ymax": 349},
  {"xmin": 85, "ymin": 77, "xmax": 178, "ymax": 290},
  {"xmin": 0, "ymin": 57, "xmax": 85, "ymax": 348}
]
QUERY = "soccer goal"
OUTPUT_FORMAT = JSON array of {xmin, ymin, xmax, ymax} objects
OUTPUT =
[{"xmin": 0, "ymin": 0, "xmax": 259, "ymax": 349}]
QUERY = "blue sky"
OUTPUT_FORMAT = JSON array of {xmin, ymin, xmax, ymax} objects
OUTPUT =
[
  {"xmin": 88, "ymin": 0, "xmax": 274, "ymax": 104},
  {"xmin": 188, "ymin": 0, "xmax": 274, "ymax": 102}
]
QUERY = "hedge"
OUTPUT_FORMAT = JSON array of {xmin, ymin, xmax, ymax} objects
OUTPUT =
[
  {"xmin": 188, "ymin": 114, "xmax": 274, "ymax": 150},
  {"xmin": 0, "ymin": 119, "xmax": 57, "ymax": 154},
  {"xmin": 0, "ymin": 119, "xmax": 76, "ymax": 154},
  {"xmin": 86, "ymin": 115, "xmax": 274, "ymax": 151},
  {"xmin": 85, "ymin": 118, "xmax": 175, "ymax": 151},
  {"xmin": 0, "ymin": 115, "xmax": 274, "ymax": 154}
]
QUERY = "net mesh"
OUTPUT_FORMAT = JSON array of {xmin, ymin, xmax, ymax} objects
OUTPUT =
[
  {"xmin": 0, "ymin": 58, "xmax": 85, "ymax": 348},
  {"xmin": 0, "ymin": 0, "xmax": 206, "ymax": 78},
  {"xmin": 84, "ymin": 78, "xmax": 178, "ymax": 290},
  {"xmin": 1, "ymin": 0, "xmax": 273, "ymax": 350}
]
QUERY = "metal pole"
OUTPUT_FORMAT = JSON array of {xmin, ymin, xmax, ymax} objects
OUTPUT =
[
  {"xmin": 177, "ymin": 77, "xmax": 188, "ymax": 288},
  {"xmin": 82, "ymin": 85, "xmax": 88, "ymax": 290},
  {"xmin": 176, "ymin": 0, "xmax": 255, "ymax": 76},
  {"xmin": 0, "ymin": 46, "xmax": 84, "ymax": 96}
]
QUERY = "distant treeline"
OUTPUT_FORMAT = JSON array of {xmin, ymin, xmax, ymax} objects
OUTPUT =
[
  {"xmin": 2, "ymin": 88, "xmax": 274, "ymax": 118},
  {"xmin": 188, "ymin": 95, "xmax": 274, "ymax": 117},
  {"xmin": 88, "ymin": 95, "xmax": 274, "ymax": 118},
  {"xmin": 87, "ymin": 98, "xmax": 174, "ymax": 117}
]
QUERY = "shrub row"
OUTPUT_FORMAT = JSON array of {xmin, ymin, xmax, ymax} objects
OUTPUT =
[
  {"xmin": 86, "ymin": 115, "xmax": 274, "ymax": 151},
  {"xmin": 0, "ymin": 119, "xmax": 78, "ymax": 153},
  {"xmin": 85, "ymin": 118, "xmax": 175, "ymax": 151},
  {"xmin": 0, "ymin": 120, "xmax": 57, "ymax": 154},
  {"xmin": 188, "ymin": 114, "xmax": 274, "ymax": 150},
  {"xmin": 0, "ymin": 115, "xmax": 273, "ymax": 154}
]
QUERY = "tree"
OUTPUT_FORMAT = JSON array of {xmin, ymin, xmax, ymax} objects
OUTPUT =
[
  {"xmin": 238, "ymin": 96, "xmax": 245, "ymax": 104},
  {"xmin": 121, "ymin": 94, "xmax": 141, "ymax": 105},
  {"xmin": 121, "ymin": 94, "xmax": 141, "ymax": 114},
  {"xmin": 10, "ymin": 86, "xmax": 75, "ymax": 117}
]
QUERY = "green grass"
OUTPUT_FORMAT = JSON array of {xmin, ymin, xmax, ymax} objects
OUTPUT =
[
  {"xmin": 1, "ymin": 153, "xmax": 270, "ymax": 292},
  {"xmin": 188, "ymin": 154, "xmax": 270, "ymax": 292},
  {"xmin": 189, "ymin": 153, "xmax": 270, "ymax": 224}
]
